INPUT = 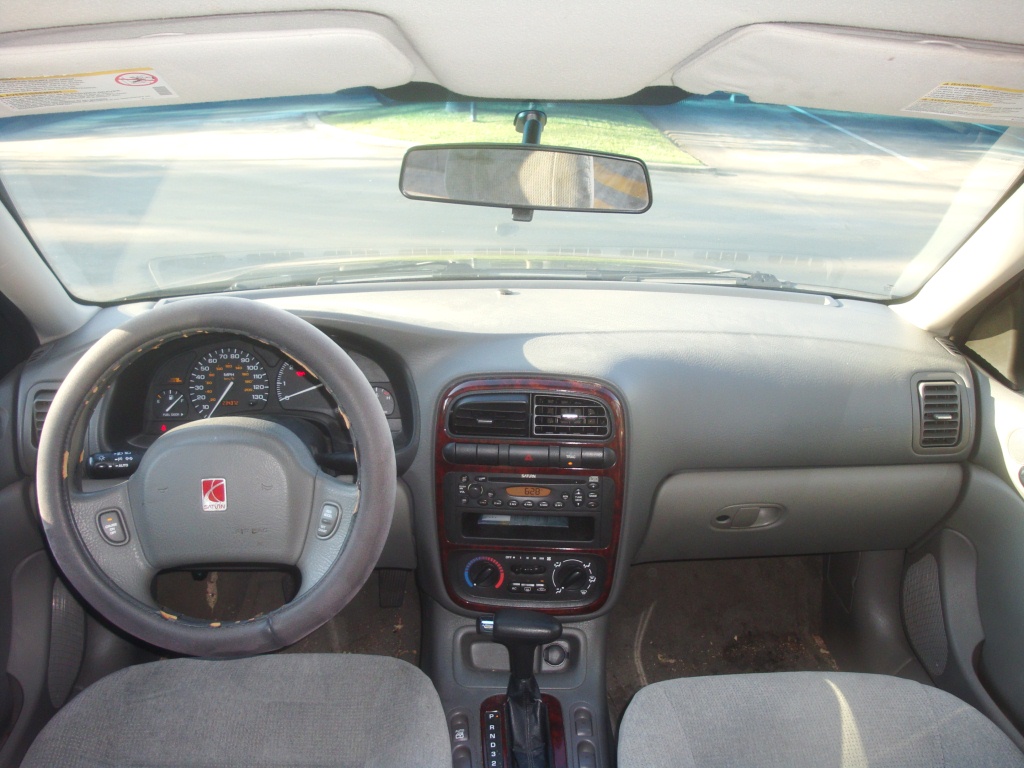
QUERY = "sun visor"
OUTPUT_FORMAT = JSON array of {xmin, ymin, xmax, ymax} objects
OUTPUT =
[
  {"xmin": 0, "ymin": 12, "xmax": 422, "ymax": 117},
  {"xmin": 673, "ymin": 24, "xmax": 1024, "ymax": 125}
]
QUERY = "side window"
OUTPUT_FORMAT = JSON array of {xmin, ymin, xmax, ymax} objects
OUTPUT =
[
  {"xmin": 963, "ymin": 278, "xmax": 1024, "ymax": 390},
  {"xmin": 0, "ymin": 290, "xmax": 37, "ymax": 380}
]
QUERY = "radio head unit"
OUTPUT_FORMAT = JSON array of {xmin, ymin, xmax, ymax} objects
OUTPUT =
[{"xmin": 444, "ymin": 472, "xmax": 614, "ymax": 548}]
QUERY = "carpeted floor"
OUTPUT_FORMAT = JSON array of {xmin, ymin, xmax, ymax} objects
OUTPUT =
[
  {"xmin": 155, "ymin": 556, "xmax": 836, "ymax": 726},
  {"xmin": 606, "ymin": 557, "xmax": 838, "ymax": 728},
  {"xmin": 154, "ymin": 568, "xmax": 421, "ymax": 663}
]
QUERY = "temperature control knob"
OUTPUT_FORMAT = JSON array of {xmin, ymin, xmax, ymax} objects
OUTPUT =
[
  {"xmin": 552, "ymin": 560, "xmax": 596, "ymax": 595},
  {"xmin": 465, "ymin": 556, "xmax": 505, "ymax": 589}
]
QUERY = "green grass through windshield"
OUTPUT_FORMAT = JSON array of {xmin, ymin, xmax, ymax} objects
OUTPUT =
[{"xmin": 321, "ymin": 103, "xmax": 701, "ymax": 166}]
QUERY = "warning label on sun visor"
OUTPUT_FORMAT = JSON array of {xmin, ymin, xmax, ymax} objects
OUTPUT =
[
  {"xmin": 0, "ymin": 69, "xmax": 176, "ymax": 112},
  {"xmin": 904, "ymin": 83, "xmax": 1024, "ymax": 122}
]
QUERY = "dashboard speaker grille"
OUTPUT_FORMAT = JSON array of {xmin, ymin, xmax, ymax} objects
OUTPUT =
[
  {"xmin": 533, "ymin": 395, "xmax": 610, "ymax": 438},
  {"xmin": 449, "ymin": 393, "xmax": 529, "ymax": 437},
  {"xmin": 918, "ymin": 381, "xmax": 961, "ymax": 448},
  {"xmin": 32, "ymin": 389, "xmax": 57, "ymax": 447}
]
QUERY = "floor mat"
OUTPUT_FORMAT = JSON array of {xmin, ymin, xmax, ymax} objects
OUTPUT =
[
  {"xmin": 606, "ymin": 557, "xmax": 838, "ymax": 727},
  {"xmin": 154, "ymin": 569, "xmax": 420, "ymax": 663},
  {"xmin": 282, "ymin": 571, "xmax": 420, "ymax": 662}
]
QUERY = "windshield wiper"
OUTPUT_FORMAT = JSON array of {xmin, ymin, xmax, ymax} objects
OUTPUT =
[
  {"xmin": 225, "ymin": 258, "xmax": 480, "ymax": 290},
  {"xmin": 619, "ymin": 266, "xmax": 793, "ymax": 287}
]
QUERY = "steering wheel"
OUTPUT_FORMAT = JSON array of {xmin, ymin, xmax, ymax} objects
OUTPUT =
[{"xmin": 36, "ymin": 296, "xmax": 396, "ymax": 657}]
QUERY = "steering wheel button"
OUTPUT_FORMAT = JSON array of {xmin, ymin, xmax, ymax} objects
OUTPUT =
[
  {"xmin": 97, "ymin": 510, "xmax": 128, "ymax": 545},
  {"xmin": 316, "ymin": 503, "xmax": 341, "ymax": 539}
]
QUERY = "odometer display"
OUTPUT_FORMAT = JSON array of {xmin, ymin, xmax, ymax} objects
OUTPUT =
[{"xmin": 188, "ymin": 347, "xmax": 269, "ymax": 417}]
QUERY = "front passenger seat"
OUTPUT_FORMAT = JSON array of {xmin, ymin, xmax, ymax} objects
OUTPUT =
[{"xmin": 618, "ymin": 671, "xmax": 1024, "ymax": 767}]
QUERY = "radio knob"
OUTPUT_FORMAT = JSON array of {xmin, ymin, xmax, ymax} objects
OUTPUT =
[
  {"xmin": 552, "ymin": 560, "xmax": 595, "ymax": 593},
  {"xmin": 467, "ymin": 483, "xmax": 484, "ymax": 499}
]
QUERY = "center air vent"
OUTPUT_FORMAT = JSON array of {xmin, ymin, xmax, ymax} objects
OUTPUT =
[
  {"xmin": 449, "ymin": 393, "xmax": 530, "ymax": 437},
  {"xmin": 918, "ymin": 381, "xmax": 961, "ymax": 448},
  {"xmin": 534, "ymin": 395, "xmax": 610, "ymax": 438}
]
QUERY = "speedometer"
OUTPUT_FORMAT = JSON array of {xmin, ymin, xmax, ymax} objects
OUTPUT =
[{"xmin": 188, "ymin": 347, "xmax": 269, "ymax": 417}]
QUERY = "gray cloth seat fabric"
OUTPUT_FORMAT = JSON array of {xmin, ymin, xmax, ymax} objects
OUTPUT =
[
  {"xmin": 21, "ymin": 653, "xmax": 451, "ymax": 768},
  {"xmin": 618, "ymin": 671, "xmax": 1024, "ymax": 768}
]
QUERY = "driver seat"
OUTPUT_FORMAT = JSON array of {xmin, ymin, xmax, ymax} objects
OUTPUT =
[{"xmin": 20, "ymin": 654, "xmax": 452, "ymax": 768}]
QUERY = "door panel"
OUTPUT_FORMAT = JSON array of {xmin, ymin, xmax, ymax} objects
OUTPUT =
[{"xmin": 907, "ymin": 364, "xmax": 1024, "ymax": 747}]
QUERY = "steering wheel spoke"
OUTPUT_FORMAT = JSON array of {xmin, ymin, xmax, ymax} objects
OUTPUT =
[
  {"xmin": 295, "ymin": 474, "xmax": 361, "ymax": 596},
  {"xmin": 65, "ymin": 482, "xmax": 158, "ymax": 606}
]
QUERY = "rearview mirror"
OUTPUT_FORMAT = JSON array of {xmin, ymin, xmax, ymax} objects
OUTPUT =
[{"xmin": 399, "ymin": 144, "xmax": 652, "ymax": 214}]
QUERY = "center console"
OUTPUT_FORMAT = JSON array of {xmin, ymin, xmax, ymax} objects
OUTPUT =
[
  {"xmin": 436, "ymin": 377, "xmax": 625, "ymax": 614},
  {"xmin": 436, "ymin": 378, "xmax": 624, "ymax": 768}
]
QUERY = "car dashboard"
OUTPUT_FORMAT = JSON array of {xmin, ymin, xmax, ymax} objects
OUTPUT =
[{"xmin": 15, "ymin": 280, "xmax": 975, "ymax": 618}]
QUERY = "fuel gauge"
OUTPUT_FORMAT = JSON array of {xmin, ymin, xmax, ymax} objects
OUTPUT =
[{"xmin": 155, "ymin": 388, "xmax": 188, "ymax": 419}]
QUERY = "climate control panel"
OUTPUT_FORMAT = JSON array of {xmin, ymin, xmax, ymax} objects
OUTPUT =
[{"xmin": 450, "ymin": 551, "xmax": 605, "ymax": 604}]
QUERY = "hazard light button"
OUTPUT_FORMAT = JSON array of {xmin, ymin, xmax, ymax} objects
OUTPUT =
[{"xmin": 509, "ymin": 445, "xmax": 550, "ymax": 466}]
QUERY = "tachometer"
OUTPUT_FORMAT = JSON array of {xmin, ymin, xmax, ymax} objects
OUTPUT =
[
  {"xmin": 276, "ymin": 361, "xmax": 329, "ymax": 411},
  {"xmin": 188, "ymin": 347, "xmax": 269, "ymax": 417}
]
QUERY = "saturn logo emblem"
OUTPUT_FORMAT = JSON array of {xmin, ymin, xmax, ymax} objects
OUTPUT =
[{"xmin": 201, "ymin": 478, "xmax": 227, "ymax": 511}]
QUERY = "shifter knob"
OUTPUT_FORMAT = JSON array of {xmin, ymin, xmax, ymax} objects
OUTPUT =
[
  {"xmin": 477, "ymin": 609, "xmax": 562, "ymax": 682},
  {"xmin": 477, "ymin": 608, "xmax": 562, "ymax": 643}
]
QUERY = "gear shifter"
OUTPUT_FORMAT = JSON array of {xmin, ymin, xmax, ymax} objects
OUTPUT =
[{"xmin": 478, "ymin": 609, "xmax": 563, "ymax": 768}]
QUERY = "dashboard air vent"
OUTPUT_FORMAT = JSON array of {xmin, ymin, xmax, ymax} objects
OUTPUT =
[
  {"xmin": 918, "ymin": 381, "xmax": 961, "ymax": 448},
  {"xmin": 533, "ymin": 395, "xmax": 611, "ymax": 439},
  {"xmin": 449, "ymin": 393, "xmax": 530, "ymax": 437},
  {"xmin": 31, "ymin": 389, "xmax": 57, "ymax": 447}
]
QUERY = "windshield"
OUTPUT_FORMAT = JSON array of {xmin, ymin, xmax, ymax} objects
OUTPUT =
[{"xmin": 0, "ymin": 88, "xmax": 1022, "ymax": 303}]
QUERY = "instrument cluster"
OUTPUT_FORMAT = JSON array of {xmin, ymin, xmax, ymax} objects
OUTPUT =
[{"xmin": 142, "ymin": 339, "xmax": 401, "ymax": 436}]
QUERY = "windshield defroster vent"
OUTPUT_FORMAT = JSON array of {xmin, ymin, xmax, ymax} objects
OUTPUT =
[
  {"xmin": 918, "ymin": 381, "xmax": 961, "ymax": 448},
  {"xmin": 449, "ymin": 393, "xmax": 530, "ymax": 438},
  {"xmin": 31, "ymin": 389, "xmax": 57, "ymax": 447},
  {"xmin": 534, "ymin": 395, "xmax": 611, "ymax": 439}
]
